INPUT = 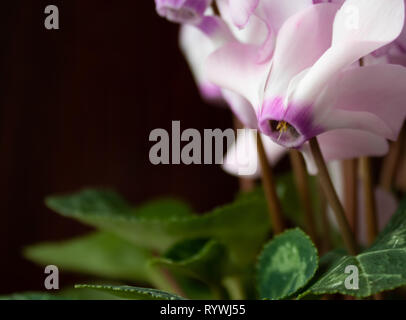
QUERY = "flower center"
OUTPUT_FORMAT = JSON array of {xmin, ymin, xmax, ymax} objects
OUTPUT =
[{"xmin": 269, "ymin": 120, "xmax": 300, "ymax": 144}]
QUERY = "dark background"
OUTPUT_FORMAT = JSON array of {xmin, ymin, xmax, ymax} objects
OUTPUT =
[{"xmin": 0, "ymin": 1, "xmax": 240, "ymax": 294}]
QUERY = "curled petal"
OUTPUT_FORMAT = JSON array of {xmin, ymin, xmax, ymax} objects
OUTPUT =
[
  {"xmin": 155, "ymin": 0, "xmax": 212, "ymax": 24},
  {"xmin": 156, "ymin": 0, "xmax": 234, "ymax": 46},
  {"xmin": 218, "ymin": 0, "xmax": 314, "ymax": 63},
  {"xmin": 254, "ymin": 0, "xmax": 314, "ymax": 62},
  {"xmin": 228, "ymin": 0, "xmax": 259, "ymax": 28},
  {"xmin": 216, "ymin": 0, "xmax": 273, "ymax": 62},
  {"xmin": 216, "ymin": 0, "xmax": 268, "ymax": 46},
  {"xmin": 196, "ymin": 15, "xmax": 235, "ymax": 45},
  {"xmin": 294, "ymin": 0, "xmax": 405, "ymax": 103},
  {"xmin": 256, "ymin": 0, "xmax": 313, "ymax": 63}
]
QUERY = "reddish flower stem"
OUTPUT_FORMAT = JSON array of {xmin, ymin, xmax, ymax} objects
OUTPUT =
[
  {"xmin": 256, "ymin": 133, "xmax": 285, "ymax": 234},
  {"xmin": 310, "ymin": 138, "xmax": 358, "ymax": 255},
  {"xmin": 360, "ymin": 157, "xmax": 379, "ymax": 246},
  {"xmin": 289, "ymin": 149, "xmax": 318, "ymax": 244},
  {"xmin": 343, "ymin": 159, "xmax": 358, "ymax": 239}
]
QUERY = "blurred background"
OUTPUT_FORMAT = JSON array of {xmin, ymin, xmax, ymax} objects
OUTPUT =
[{"xmin": 0, "ymin": 1, "xmax": 241, "ymax": 294}]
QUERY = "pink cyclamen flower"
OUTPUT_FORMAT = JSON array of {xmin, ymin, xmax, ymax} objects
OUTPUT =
[
  {"xmin": 157, "ymin": 1, "xmax": 317, "ymax": 176},
  {"xmin": 207, "ymin": 0, "xmax": 406, "ymax": 173},
  {"xmin": 156, "ymin": 0, "xmax": 406, "ymax": 176}
]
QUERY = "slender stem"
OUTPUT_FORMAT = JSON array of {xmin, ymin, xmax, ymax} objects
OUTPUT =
[
  {"xmin": 396, "ymin": 147, "xmax": 406, "ymax": 192},
  {"xmin": 212, "ymin": 1, "xmax": 220, "ymax": 15},
  {"xmin": 319, "ymin": 180, "xmax": 332, "ymax": 255},
  {"xmin": 357, "ymin": 57, "xmax": 378, "ymax": 244},
  {"xmin": 342, "ymin": 159, "xmax": 358, "ymax": 239},
  {"xmin": 380, "ymin": 126, "xmax": 405, "ymax": 191},
  {"xmin": 222, "ymin": 276, "xmax": 245, "ymax": 300},
  {"xmin": 289, "ymin": 149, "xmax": 318, "ymax": 244},
  {"xmin": 239, "ymin": 175, "xmax": 256, "ymax": 192},
  {"xmin": 358, "ymin": 57, "xmax": 382, "ymax": 300},
  {"xmin": 309, "ymin": 138, "xmax": 358, "ymax": 255},
  {"xmin": 360, "ymin": 157, "xmax": 379, "ymax": 245},
  {"xmin": 256, "ymin": 132, "xmax": 285, "ymax": 234}
]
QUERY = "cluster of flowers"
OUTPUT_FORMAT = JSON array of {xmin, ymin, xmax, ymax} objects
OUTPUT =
[{"xmin": 155, "ymin": 0, "xmax": 406, "ymax": 176}]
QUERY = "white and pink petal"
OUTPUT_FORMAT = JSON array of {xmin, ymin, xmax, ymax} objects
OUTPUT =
[
  {"xmin": 254, "ymin": 0, "xmax": 315, "ymax": 62},
  {"xmin": 221, "ymin": 90, "xmax": 258, "ymax": 129},
  {"xmin": 206, "ymin": 41, "xmax": 271, "ymax": 113},
  {"xmin": 301, "ymin": 129, "xmax": 389, "ymax": 175},
  {"xmin": 319, "ymin": 64, "xmax": 406, "ymax": 141},
  {"xmin": 294, "ymin": 0, "xmax": 405, "ymax": 104},
  {"xmin": 179, "ymin": 25, "xmax": 223, "ymax": 102},
  {"xmin": 227, "ymin": 0, "xmax": 259, "ymax": 28},
  {"xmin": 264, "ymin": 3, "xmax": 339, "ymax": 100}
]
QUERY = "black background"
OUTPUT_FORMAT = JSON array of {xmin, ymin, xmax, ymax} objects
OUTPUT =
[{"xmin": 0, "ymin": 1, "xmax": 243, "ymax": 294}]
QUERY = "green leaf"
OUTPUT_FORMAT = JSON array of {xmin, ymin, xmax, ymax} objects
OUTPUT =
[
  {"xmin": 131, "ymin": 198, "xmax": 194, "ymax": 219},
  {"xmin": 257, "ymin": 228, "xmax": 318, "ymax": 300},
  {"xmin": 151, "ymin": 238, "xmax": 227, "ymax": 284},
  {"xmin": 59, "ymin": 286, "xmax": 121, "ymax": 300},
  {"xmin": 46, "ymin": 189, "xmax": 270, "ymax": 268},
  {"xmin": 74, "ymin": 284, "xmax": 186, "ymax": 300},
  {"xmin": 24, "ymin": 232, "xmax": 155, "ymax": 283},
  {"xmin": 0, "ymin": 292, "xmax": 65, "ymax": 300},
  {"xmin": 300, "ymin": 198, "xmax": 406, "ymax": 298}
]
